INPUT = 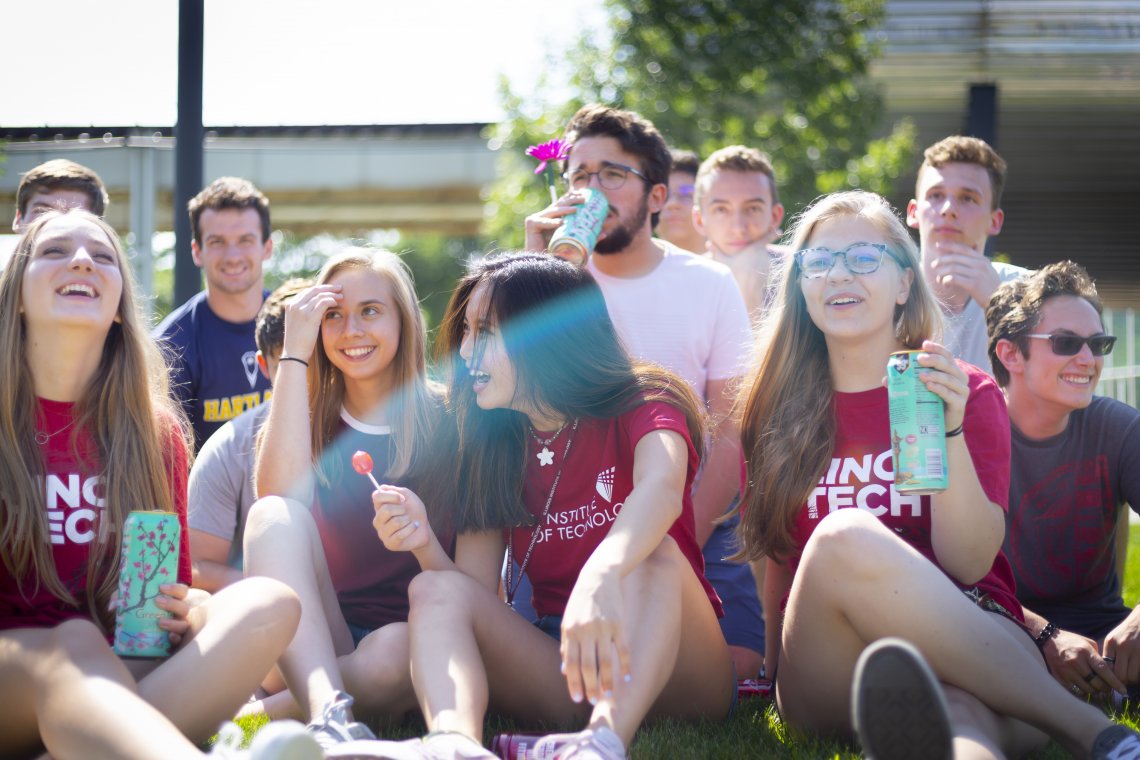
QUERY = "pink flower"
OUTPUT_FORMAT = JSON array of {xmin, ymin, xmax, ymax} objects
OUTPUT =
[{"xmin": 526, "ymin": 139, "xmax": 570, "ymax": 175}]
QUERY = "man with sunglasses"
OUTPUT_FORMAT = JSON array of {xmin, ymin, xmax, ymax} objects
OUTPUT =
[
  {"xmin": 987, "ymin": 261, "xmax": 1140, "ymax": 700},
  {"xmin": 525, "ymin": 105, "xmax": 763, "ymax": 682},
  {"xmin": 907, "ymin": 135, "xmax": 1029, "ymax": 374},
  {"xmin": 655, "ymin": 148, "xmax": 705, "ymax": 254}
]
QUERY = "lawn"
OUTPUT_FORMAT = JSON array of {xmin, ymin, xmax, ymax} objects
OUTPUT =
[{"xmin": 232, "ymin": 526, "xmax": 1140, "ymax": 758}]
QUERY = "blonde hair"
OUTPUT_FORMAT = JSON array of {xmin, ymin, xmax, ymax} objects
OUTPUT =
[
  {"xmin": 735, "ymin": 191, "xmax": 941, "ymax": 560},
  {"xmin": 694, "ymin": 145, "xmax": 778, "ymax": 206},
  {"xmin": 0, "ymin": 211, "xmax": 190, "ymax": 630},
  {"xmin": 306, "ymin": 248, "xmax": 438, "ymax": 485}
]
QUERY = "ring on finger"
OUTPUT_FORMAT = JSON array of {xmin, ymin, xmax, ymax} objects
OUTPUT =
[
  {"xmin": 1084, "ymin": 671, "xmax": 1099, "ymax": 683},
  {"xmin": 1104, "ymin": 656, "xmax": 1117, "ymax": 664},
  {"xmin": 1071, "ymin": 684, "xmax": 1082, "ymax": 696}
]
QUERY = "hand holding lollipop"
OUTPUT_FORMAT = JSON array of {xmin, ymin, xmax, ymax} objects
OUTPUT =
[{"xmin": 352, "ymin": 450, "xmax": 381, "ymax": 490}]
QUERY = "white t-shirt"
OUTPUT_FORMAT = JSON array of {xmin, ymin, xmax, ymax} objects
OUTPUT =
[
  {"xmin": 587, "ymin": 241, "xmax": 752, "ymax": 400},
  {"xmin": 941, "ymin": 261, "xmax": 1029, "ymax": 374}
]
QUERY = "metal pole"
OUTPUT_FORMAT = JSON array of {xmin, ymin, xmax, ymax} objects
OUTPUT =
[
  {"xmin": 128, "ymin": 140, "xmax": 156, "ymax": 319},
  {"xmin": 174, "ymin": 0, "xmax": 204, "ymax": 308}
]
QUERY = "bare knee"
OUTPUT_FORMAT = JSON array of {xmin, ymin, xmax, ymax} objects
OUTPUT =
[
  {"xmin": 799, "ymin": 509, "xmax": 888, "ymax": 579},
  {"xmin": 245, "ymin": 496, "xmax": 308, "ymax": 543},
  {"xmin": 408, "ymin": 569, "xmax": 472, "ymax": 612},
  {"xmin": 215, "ymin": 576, "xmax": 302, "ymax": 641}
]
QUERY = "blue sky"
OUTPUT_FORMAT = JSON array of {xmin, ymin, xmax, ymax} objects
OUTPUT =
[{"xmin": 2, "ymin": 0, "xmax": 606, "ymax": 127}]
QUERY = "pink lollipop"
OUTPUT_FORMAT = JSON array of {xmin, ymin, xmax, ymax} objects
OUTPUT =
[{"xmin": 352, "ymin": 450, "xmax": 382, "ymax": 490}]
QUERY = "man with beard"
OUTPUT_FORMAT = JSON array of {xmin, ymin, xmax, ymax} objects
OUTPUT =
[
  {"xmin": 525, "ymin": 104, "xmax": 763, "ymax": 680},
  {"xmin": 154, "ymin": 177, "xmax": 274, "ymax": 450}
]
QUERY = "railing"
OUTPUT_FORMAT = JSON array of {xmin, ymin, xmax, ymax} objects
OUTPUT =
[{"xmin": 1101, "ymin": 308, "xmax": 1139, "ymax": 408}]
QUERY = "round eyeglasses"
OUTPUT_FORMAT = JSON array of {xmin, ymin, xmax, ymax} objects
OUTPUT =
[
  {"xmin": 795, "ymin": 242, "xmax": 906, "ymax": 279},
  {"xmin": 563, "ymin": 162, "xmax": 650, "ymax": 192},
  {"xmin": 1026, "ymin": 333, "xmax": 1116, "ymax": 357}
]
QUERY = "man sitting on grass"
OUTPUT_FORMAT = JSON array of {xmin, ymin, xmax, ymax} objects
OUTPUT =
[{"xmin": 988, "ymin": 260, "xmax": 1140, "ymax": 699}]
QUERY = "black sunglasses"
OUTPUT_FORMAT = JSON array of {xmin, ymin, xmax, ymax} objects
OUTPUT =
[{"xmin": 1026, "ymin": 333, "xmax": 1116, "ymax": 357}]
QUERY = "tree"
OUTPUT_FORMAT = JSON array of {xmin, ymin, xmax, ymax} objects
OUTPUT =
[{"xmin": 484, "ymin": 0, "xmax": 916, "ymax": 247}]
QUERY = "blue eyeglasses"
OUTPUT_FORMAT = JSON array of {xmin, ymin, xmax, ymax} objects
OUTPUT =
[{"xmin": 795, "ymin": 242, "xmax": 906, "ymax": 279}]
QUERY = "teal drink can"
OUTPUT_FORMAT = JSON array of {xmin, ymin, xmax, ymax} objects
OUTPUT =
[
  {"xmin": 112, "ymin": 511, "xmax": 180, "ymax": 657},
  {"xmin": 887, "ymin": 351, "xmax": 949, "ymax": 494},
  {"xmin": 549, "ymin": 188, "xmax": 609, "ymax": 266}
]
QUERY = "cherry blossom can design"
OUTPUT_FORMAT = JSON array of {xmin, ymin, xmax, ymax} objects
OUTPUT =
[
  {"xmin": 112, "ymin": 511, "xmax": 180, "ymax": 657},
  {"xmin": 549, "ymin": 188, "xmax": 609, "ymax": 266},
  {"xmin": 887, "ymin": 351, "xmax": 948, "ymax": 495}
]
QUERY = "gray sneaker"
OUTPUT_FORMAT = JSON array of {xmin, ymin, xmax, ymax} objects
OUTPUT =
[
  {"xmin": 851, "ymin": 637, "xmax": 952, "ymax": 760},
  {"xmin": 1092, "ymin": 724, "xmax": 1140, "ymax": 760},
  {"xmin": 306, "ymin": 691, "xmax": 377, "ymax": 750}
]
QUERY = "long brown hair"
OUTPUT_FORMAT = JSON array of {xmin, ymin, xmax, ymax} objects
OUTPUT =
[
  {"xmin": 0, "ymin": 211, "xmax": 190, "ymax": 630},
  {"xmin": 306, "ymin": 249, "xmax": 441, "ymax": 487},
  {"xmin": 735, "ymin": 191, "xmax": 941, "ymax": 561},
  {"xmin": 436, "ymin": 252, "xmax": 704, "ymax": 531}
]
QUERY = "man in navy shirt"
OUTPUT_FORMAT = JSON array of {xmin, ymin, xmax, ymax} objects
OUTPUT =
[{"xmin": 155, "ymin": 177, "xmax": 274, "ymax": 450}]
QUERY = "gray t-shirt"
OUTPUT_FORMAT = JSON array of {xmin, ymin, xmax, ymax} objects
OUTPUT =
[
  {"xmin": 187, "ymin": 401, "xmax": 272, "ymax": 568},
  {"xmin": 1004, "ymin": 395, "xmax": 1140, "ymax": 640},
  {"xmin": 941, "ymin": 260, "xmax": 1028, "ymax": 374}
]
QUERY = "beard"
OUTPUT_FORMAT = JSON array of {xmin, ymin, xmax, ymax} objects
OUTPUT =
[{"xmin": 593, "ymin": 194, "xmax": 650, "ymax": 255}]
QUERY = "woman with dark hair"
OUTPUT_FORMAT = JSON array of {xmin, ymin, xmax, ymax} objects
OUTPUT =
[
  {"xmin": 736, "ymin": 191, "xmax": 1138, "ymax": 759},
  {"xmin": 369, "ymin": 252, "xmax": 733, "ymax": 759}
]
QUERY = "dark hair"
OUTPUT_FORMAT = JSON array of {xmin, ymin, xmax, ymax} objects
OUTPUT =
[
  {"xmin": 188, "ymin": 177, "xmax": 271, "ymax": 244},
  {"xmin": 17, "ymin": 159, "xmax": 109, "ymax": 219},
  {"xmin": 436, "ymin": 252, "xmax": 704, "ymax": 531},
  {"xmin": 669, "ymin": 148, "xmax": 701, "ymax": 177},
  {"xmin": 564, "ymin": 104, "xmax": 672, "ymax": 228},
  {"xmin": 986, "ymin": 260, "xmax": 1103, "ymax": 387},
  {"xmin": 919, "ymin": 135, "xmax": 1008, "ymax": 209},
  {"xmin": 255, "ymin": 278, "xmax": 311, "ymax": 357}
]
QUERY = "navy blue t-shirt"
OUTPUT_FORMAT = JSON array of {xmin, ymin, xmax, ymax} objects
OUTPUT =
[{"xmin": 154, "ymin": 291, "xmax": 272, "ymax": 450}]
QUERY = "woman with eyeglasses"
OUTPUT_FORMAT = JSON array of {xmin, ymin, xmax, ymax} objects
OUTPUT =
[
  {"xmin": 986, "ymin": 260, "xmax": 1140, "ymax": 707},
  {"xmin": 735, "ymin": 192, "xmax": 1138, "ymax": 759}
]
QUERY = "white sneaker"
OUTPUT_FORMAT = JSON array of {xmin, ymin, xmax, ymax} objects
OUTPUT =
[
  {"xmin": 306, "ymin": 691, "xmax": 377, "ymax": 750},
  {"xmin": 531, "ymin": 727, "xmax": 627, "ymax": 760},
  {"xmin": 209, "ymin": 720, "xmax": 324, "ymax": 759},
  {"xmin": 1092, "ymin": 724, "xmax": 1140, "ymax": 760}
]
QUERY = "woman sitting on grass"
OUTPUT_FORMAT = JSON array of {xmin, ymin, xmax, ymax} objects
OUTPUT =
[
  {"xmin": 369, "ymin": 252, "xmax": 734, "ymax": 759},
  {"xmin": 735, "ymin": 190, "xmax": 1140, "ymax": 759},
  {"xmin": 244, "ymin": 248, "xmax": 452, "ymax": 748},
  {"xmin": 0, "ymin": 210, "xmax": 315, "ymax": 760}
]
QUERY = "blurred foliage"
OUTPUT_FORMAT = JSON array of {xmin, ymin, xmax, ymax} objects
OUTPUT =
[
  {"xmin": 484, "ymin": 0, "xmax": 917, "ymax": 247},
  {"xmin": 148, "ymin": 229, "xmax": 471, "ymax": 353}
]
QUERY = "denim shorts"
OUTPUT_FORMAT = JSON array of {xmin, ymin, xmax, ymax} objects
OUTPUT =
[
  {"xmin": 703, "ymin": 511, "xmax": 764, "ymax": 656},
  {"xmin": 346, "ymin": 621, "xmax": 376, "ymax": 648}
]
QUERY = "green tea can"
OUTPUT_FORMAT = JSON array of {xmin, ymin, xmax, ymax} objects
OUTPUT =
[
  {"xmin": 112, "ymin": 511, "xmax": 180, "ymax": 657},
  {"xmin": 887, "ymin": 351, "xmax": 948, "ymax": 494},
  {"xmin": 549, "ymin": 188, "xmax": 609, "ymax": 266}
]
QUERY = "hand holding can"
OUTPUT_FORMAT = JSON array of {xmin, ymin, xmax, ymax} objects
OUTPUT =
[
  {"xmin": 113, "ymin": 511, "xmax": 181, "ymax": 658},
  {"xmin": 549, "ymin": 188, "xmax": 609, "ymax": 267}
]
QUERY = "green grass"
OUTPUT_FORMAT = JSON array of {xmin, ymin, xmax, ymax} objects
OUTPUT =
[{"xmin": 229, "ymin": 525, "xmax": 1140, "ymax": 757}]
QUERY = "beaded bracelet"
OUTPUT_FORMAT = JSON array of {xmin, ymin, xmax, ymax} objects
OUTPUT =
[{"xmin": 1033, "ymin": 621, "xmax": 1058, "ymax": 649}]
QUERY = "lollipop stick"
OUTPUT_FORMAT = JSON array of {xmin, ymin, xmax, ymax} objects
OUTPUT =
[{"xmin": 366, "ymin": 472, "xmax": 381, "ymax": 490}]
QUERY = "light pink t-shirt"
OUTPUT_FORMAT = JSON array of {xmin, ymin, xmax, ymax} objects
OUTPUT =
[{"xmin": 587, "ymin": 241, "xmax": 751, "ymax": 400}]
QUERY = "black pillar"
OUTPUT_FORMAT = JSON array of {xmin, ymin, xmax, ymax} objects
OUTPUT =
[
  {"xmin": 966, "ymin": 84, "xmax": 998, "ymax": 148},
  {"xmin": 174, "ymin": 0, "xmax": 204, "ymax": 308}
]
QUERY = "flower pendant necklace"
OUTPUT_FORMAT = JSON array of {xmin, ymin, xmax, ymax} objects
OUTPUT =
[{"xmin": 527, "ymin": 418, "xmax": 570, "ymax": 467}]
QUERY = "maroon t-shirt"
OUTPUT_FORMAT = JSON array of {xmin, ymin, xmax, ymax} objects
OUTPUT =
[
  {"xmin": 787, "ymin": 363, "xmax": 1021, "ymax": 620},
  {"xmin": 0, "ymin": 398, "xmax": 192, "ymax": 633},
  {"xmin": 313, "ymin": 412, "xmax": 453, "ymax": 630},
  {"xmin": 508, "ymin": 400, "xmax": 722, "ymax": 619}
]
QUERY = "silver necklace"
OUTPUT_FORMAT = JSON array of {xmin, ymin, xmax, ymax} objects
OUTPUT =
[
  {"xmin": 506, "ymin": 418, "xmax": 579, "ymax": 606},
  {"xmin": 527, "ymin": 418, "xmax": 569, "ymax": 467},
  {"xmin": 35, "ymin": 417, "xmax": 77, "ymax": 446}
]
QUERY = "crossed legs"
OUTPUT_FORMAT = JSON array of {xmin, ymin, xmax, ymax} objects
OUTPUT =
[{"xmin": 777, "ymin": 509, "xmax": 1113, "ymax": 759}]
